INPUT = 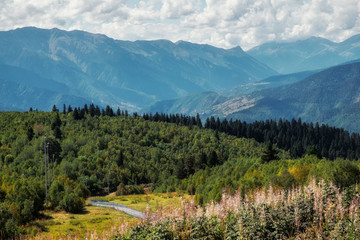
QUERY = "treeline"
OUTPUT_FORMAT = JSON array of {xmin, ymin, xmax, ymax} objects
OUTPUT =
[
  {"xmin": 142, "ymin": 112, "xmax": 202, "ymax": 128},
  {"xmin": 50, "ymin": 104, "xmax": 129, "ymax": 119},
  {"xmin": 52, "ymin": 104, "xmax": 202, "ymax": 127},
  {"xmin": 53, "ymin": 104, "xmax": 360, "ymax": 160},
  {"xmin": 204, "ymin": 117, "xmax": 360, "ymax": 160},
  {"xmin": 55, "ymin": 103, "xmax": 360, "ymax": 160}
]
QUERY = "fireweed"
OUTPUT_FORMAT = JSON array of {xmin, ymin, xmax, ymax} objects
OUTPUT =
[{"xmin": 115, "ymin": 179, "xmax": 360, "ymax": 240}]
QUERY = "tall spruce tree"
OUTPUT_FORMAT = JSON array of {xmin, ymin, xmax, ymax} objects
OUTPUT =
[{"xmin": 261, "ymin": 142, "xmax": 279, "ymax": 163}]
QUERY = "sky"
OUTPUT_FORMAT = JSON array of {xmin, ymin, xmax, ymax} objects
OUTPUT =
[{"xmin": 0, "ymin": 0, "xmax": 360, "ymax": 50}]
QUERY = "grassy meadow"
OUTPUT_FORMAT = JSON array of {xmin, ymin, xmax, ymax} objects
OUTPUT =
[{"xmin": 27, "ymin": 192, "xmax": 190, "ymax": 239}]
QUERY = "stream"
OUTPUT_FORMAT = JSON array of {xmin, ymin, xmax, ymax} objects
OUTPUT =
[{"xmin": 88, "ymin": 199, "xmax": 145, "ymax": 219}]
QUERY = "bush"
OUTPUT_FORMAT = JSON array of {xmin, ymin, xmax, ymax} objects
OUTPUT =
[
  {"xmin": 59, "ymin": 192, "xmax": 85, "ymax": 213},
  {"xmin": 116, "ymin": 184, "xmax": 145, "ymax": 196}
]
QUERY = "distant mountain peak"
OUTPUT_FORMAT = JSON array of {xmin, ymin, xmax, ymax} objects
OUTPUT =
[
  {"xmin": 0, "ymin": 27, "xmax": 276, "ymax": 111},
  {"xmin": 247, "ymin": 34, "xmax": 360, "ymax": 74}
]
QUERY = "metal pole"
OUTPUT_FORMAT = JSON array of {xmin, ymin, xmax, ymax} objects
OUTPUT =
[
  {"xmin": 44, "ymin": 135, "xmax": 47, "ymax": 206},
  {"xmin": 47, "ymin": 143, "xmax": 49, "ymax": 189},
  {"xmin": 53, "ymin": 154, "xmax": 55, "ymax": 181},
  {"xmin": 107, "ymin": 163, "xmax": 110, "ymax": 195}
]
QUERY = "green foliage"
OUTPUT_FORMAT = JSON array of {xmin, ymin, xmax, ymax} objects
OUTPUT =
[
  {"xmin": 261, "ymin": 142, "xmax": 279, "ymax": 163},
  {"xmin": 59, "ymin": 192, "xmax": 84, "ymax": 213},
  {"xmin": 1, "ymin": 110, "xmax": 360, "ymax": 237},
  {"xmin": 49, "ymin": 177, "xmax": 88, "ymax": 213},
  {"xmin": 0, "ymin": 203, "xmax": 17, "ymax": 239},
  {"xmin": 115, "ymin": 180, "xmax": 360, "ymax": 239},
  {"xmin": 204, "ymin": 117, "xmax": 360, "ymax": 160},
  {"xmin": 116, "ymin": 184, "xmax": 145, "ymax": 196}
]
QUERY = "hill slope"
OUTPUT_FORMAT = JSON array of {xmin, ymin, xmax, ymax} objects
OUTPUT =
[
  {"xmin": 228, "ymin": 62, "xmax": 360, "ymax": 132},
  {"xmin": 148, "ymin": 62, "xmax": 360, "ymax": 133},
  {"xmin": 146, "ymin": 70, "xmax": 314, "ymax": 117},
  {"xmin": 0, "ymin": 64, "xmax": 90, "ymax": 110}
]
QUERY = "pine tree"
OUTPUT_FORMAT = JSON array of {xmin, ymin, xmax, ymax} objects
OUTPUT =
[
  {"xmin": 208, "ymin": 150, "xmax": 218, "ymax": 167},
  {"xmin": 89, "ymin": 104, "xmax": 95, "ymax": 117},
  {"xmin": 73, "ymin": 108, "xmax": 79, "ymax": 120},
  {"xmin": 51, "ymin": 113, "xmax": 62, "ymax": 130},
  {"xmin": 26, "ymin": 127, "xmax": 34, "ymax": 141},
  {"xmin": 67, "ymin": 105, "xmax": 73, "ymax": 113},
  {"xmin": 196, "ymin": 113, "xmax": 202, "ymax": 128},
  {"xmin": 84, "ymin": 104, "xmax": 89, "ymax": 114},
  {"xmin": 54, "ymin": 126, "xmax": 62, "ymax": 139},
  {"xmin": 261, "ymin": 142, "xmax": 279, "ymax": 163}
]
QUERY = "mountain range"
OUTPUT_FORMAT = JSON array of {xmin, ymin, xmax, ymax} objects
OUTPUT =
[
  {"xmin": 149, "ymin": 62, "xmax": 360, "ymax": 132},
  {"xmin": 0, "ymin": 27, "xmax": 275, "ymax": 111},
  {"xmin": 2, "ymin": 27, "xmax": 360, "ymax": 132},
  {"xmin": 248, "ymin": 36, "xmax": 360, "ymax": 74}
]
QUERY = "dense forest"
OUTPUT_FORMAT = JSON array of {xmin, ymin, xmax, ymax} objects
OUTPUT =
[
  {"xmin": 142, "ymin": 112, "xmax": 360, "ymax": 160},
  {"xmin": 1, "ymin": 105, "xmax": 360, "ymax": 238},
  {"xmin": 204, "ymin": 117, "xmax": 360, "ymax": 160}
]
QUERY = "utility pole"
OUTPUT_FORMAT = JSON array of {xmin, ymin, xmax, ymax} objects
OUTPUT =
[
  {"xmin": 44, "ymin": 135, "xmax": 47, "ymax": 206},
  {"xmin": 46, "ymin": 143, "xmax": 49, "ymax": 188},
  {"xmin": 52, "ymin": 154, "xmax": 55, "ymax": 181},
  {"xmin": 107, "ymin": 163, "xmax": 110, "ymax": 195}
]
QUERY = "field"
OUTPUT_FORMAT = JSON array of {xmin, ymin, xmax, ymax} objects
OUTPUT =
[
  {"xmin": 29, "ymin": 192, "xmax": 189, "ymax": 239},
  {"xmin": 93, "ymin": 192, "xmax": 191, "ymax": 213}
]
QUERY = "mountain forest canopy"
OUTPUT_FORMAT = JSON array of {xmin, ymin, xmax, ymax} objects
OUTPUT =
[{"xmin": 1, "ymin": 105, "xmax": 360, "ymax": 238}]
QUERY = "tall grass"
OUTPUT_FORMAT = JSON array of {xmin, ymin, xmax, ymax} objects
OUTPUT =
[
  {"xmin": 117, "ymin": 179, "xmax": 360, "ymax": 239},
  {"xmin": 23, "ymin": 179, "xmax": 360, "ymax": 239}
]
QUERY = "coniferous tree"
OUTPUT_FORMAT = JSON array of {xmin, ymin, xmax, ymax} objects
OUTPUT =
[
  {"xmin": 26, "ymin": 127, "xmax": 34, "ymax": 141},
  {"xmin": 67, "ymin": 105, "xmax": 73, "ymax": 113},
  {"xmin": 261, "ymin": 142, "xmax": 279, "ymax": 163},
  {"xmin": 51, "ymin": 113, "xmax": 62, "ymax": 130},
  {"xmin": 208, "ymin": 150, "xmax": 218, "ymax": 167},
  {"xmin": 79, "ymin": 108, "xmax": 85, "ymax": 120},
  {"xmin": 95, "ymin": 106, "xmax": 101, "ymax": 116},
  {"xmin": 73, "ymin": 108, "xmax": 79, "ymax": 120},
  {"xmin": 84, "ymin": 104, "xmax": 89, "ymax": 114},
  {"xmin": 54, "ymin": 126, "xmax": 62, "ymax": 139},
  {"xmin": 89, "ymin": 104, "xmax": 95, "ymax": 117}
]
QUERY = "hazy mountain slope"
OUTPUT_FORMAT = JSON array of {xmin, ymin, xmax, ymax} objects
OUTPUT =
[
  {"xmin": 0, "ymin": 64, "xmax": 69, "ymax": 93},
  {"xmin": 148, "ymin": 62, "xmax": 360, "ymax": 132},
  {"xmin": 248, "ymin": 36, "xmax": 360, "ymax": 74},
  {"xmin": 146, "ymin": 71, "xmax": 313, "ymax": 116},
  {"xmin": 0, "ymin": 63, "xmax": 93, "ymax": 110},
  {"xmin": 0, "ymin": 27, "xmax": 276, "ymax": 111},
  {"xmin": 228, "ymin": 62, "xmax": 360, "ymax": 132},
  {"xmin": 222, "ymin": 70, "xmax": 316, "ymax": 96},
  {"xmin": 0, "ymin": 77, "xmax": 90, "ymax": 111},
  {"xmin": 144, "ymin": 91, "xmax": 228, "ymax": 116}
]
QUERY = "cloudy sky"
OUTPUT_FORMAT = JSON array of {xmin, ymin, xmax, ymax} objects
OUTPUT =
[{"xmin": 1, "ymin": 0, "xmax": 360, "ymax": 50}]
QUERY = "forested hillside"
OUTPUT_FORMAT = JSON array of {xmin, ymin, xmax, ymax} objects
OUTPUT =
[
  {"xmin": 203, "ymin": 117, "xmax": 360, "ymax": 160},
  {"xmin": 0, "ymin": 108, "xmax": 261, "ymax": 237},
  {"xmin": 1, "ymin": 108, "xmax": 360, "ymax": 238}
]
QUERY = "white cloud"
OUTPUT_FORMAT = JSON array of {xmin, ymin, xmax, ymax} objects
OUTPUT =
[{"xmin": 0, "ymin": 0, "xmax": 359, "ymax": 50}]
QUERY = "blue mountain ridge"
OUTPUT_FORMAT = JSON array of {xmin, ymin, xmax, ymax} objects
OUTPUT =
[
  {"xmin": 0, "ymin": 27, "xmax": 276, "ymax": 111},
  {"xmin": 247, "ymin": 36, "xmax": 360, "ymax": 74}
]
